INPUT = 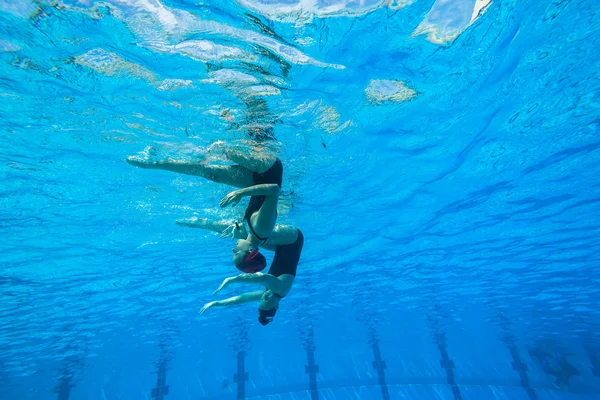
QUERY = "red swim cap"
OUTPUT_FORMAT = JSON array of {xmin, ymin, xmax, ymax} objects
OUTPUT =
[{"xmin": 237, "ymin": 250, "xmax": 267, "ymax": 273}]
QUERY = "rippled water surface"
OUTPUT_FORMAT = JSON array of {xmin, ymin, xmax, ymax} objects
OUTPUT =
[{"xmin": 1, "ymin": 0, "xmax": 600, "ymax": 399}]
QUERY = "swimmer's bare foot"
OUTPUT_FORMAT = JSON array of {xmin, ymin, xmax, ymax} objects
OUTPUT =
[{"xmin": 125, "ymin": 146, "xmax": 163, "ymax": 168}]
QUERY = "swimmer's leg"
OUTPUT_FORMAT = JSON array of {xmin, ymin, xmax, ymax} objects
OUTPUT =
[
  {"xmin": 176, "ymin": 217, "xmax": 232, "ymax": 232},
  {"xmin": 176, "ymin": 217, "xmax": 248, "ymax": 239},
  {"xmin": 223, "ymin": 148, "xmax": 276, "ymax": 174},
  {"xmin": 126, "ymin": 148, "xmax": 254, "ymax": 188}
]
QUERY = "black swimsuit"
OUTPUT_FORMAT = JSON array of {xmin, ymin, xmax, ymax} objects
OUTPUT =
[
  {"xmin": 244, "ymin": 158, "xmax": 283, "ymax": 242},
  {"xmin": 268, "ymin": 229, "xmax": 304, "ymax": 278},
  {"xmin": 265, "ymin": 229, "xmax": 304, "ymax": 300}
]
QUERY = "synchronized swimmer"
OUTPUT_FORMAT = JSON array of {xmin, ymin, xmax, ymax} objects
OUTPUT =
[{"xmin": 127, "ymin": 142, "xmax": 304, "ymax": 325}]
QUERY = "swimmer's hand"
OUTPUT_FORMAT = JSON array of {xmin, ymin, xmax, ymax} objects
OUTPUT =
[
  {"xmin": 220, "ymin": 223, "xmax": 246, "ymax": 239},
  {"xmin": 220, "ymin": 224, "xmax": 236, "ymax": 239},
  {"xmin": 213, "ymin": 277, "xmax": 234, "ymax": 295},
  {"xmin": 220, "ymin": 190, "xmax": 243, "ymax": 208},
  {"xmin": 200, "ymin": 301, "xmax": 217, "ymax": 314}
]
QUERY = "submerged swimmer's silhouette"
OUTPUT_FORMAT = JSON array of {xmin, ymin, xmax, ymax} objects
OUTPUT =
[{"xmin": 127, "ymin": 138, "xmax": 304, "ymax": 326}]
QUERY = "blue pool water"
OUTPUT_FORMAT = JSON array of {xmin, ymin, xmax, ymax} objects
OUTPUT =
[{"xmin": 1, "ymin": 0, "xmax": 600, "ymax": 399}]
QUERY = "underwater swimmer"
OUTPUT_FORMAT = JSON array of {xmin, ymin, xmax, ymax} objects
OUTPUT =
[
  {"xmin": 218, "ymin": 174, "xmax": 281, "ymax": 273},
  {"xmin": 127, "ymin": 141, "xmax": 284, "ymax": 271},
  {"xmin": 199, "ymin": 223, "xmax": 304, "ymax": 326}
]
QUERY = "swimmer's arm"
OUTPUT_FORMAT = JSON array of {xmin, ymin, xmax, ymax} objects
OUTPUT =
[
  {"xmin": 200, "ymin": 291, "xmax": 263, "ymax": 314},
  {"xmin": 221, "ymin": 184, "xmax": 279, "ymax": 208},
  {"xmin": 229, "ymin": 273, "xmax": 284, "ymax": 293},
  {"xmin": 235, "ymin": 184, "xmax": 280, "ymax": 198},
  {"xmin": 176, "ymin": 218, "xmax": 247, "ymax": 239},
  {"xmin": 215, "ymin": 291, "xmax": 263, "ymax": 306},
  {"xmin": 175, "ymin": 218, "xmax": 232, "ymax": 232}
]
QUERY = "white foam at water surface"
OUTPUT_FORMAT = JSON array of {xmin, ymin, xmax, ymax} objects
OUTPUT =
[
  {"xmin": 365, "ymin": 79, "xmax": 417, "ymax": 104},
  {"xmin": 235, "ymin": 0, "xmax": 415, "ymax": 22},
  {"xmin": 148, "ymin": 40, "xmax": 257, "ymax": 63},
  {"xmin": 412, "ymin": 0, "xmax": 492, "ymax": 44},
  {"xmin": 236, "ymin": 0, "xmax": 491, "ymax": 45},
  {"xmin": 59, "ymin": 0, "xmax": 345, "ymax": 68},
  {"xmin": 111, "ymin": 0, "xmax": 180, "ymax": 31},
  {"xmin": 188, "ymin": 19, "xmax": 346, "ymax": 68},
  {"xmin": 0, "ymin": 40, "xmax": 21, "ymax": 53},
  {"xmin": 201, "ymin": 69, "xmax": 260, "ymax": 86},
  {"xmin": 241, "ymin": 85, "xmax": 281, "ymax": 97},
  {"xmin": 287, "ymin": 99, "xmax": 353, "ymax": 135},
  {"xmin": 73, "ymin": 48, "xmax": 192, "ymax": 91},
  {"xmin": 156, "ymin": 78, "xmax": 193, "ymax": 91},
  {"xmin": 74, "ymin": 48, "xmax": 157, "ymax": 81},
  {"xmin": 0, "ymin": 0, "xmax": 38, "ymax": 18}
]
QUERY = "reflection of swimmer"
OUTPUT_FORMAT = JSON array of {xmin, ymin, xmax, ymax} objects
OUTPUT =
[
  {"xmin": 199, "ymin": 222, "xmax": 303, "ymax": 326},
  {"xmin": 220, "ymin": 99, "xmax": 277, "ymax": 141},
  {"xmin": 549, "ymin": 353, "xmax": 580, "ymax": 389},
  {"xmin": 242, "ymin": 97, "xmax": 278, "ymax": 141}
]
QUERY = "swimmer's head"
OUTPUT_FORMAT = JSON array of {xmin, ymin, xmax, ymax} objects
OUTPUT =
[
  {"xmin": 258, "ymin": 290, "xmax": 280, "ymax": 326},
  {"xmin": 233, "ymin": 239, "xmax": 266, "ymax": 273}
]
